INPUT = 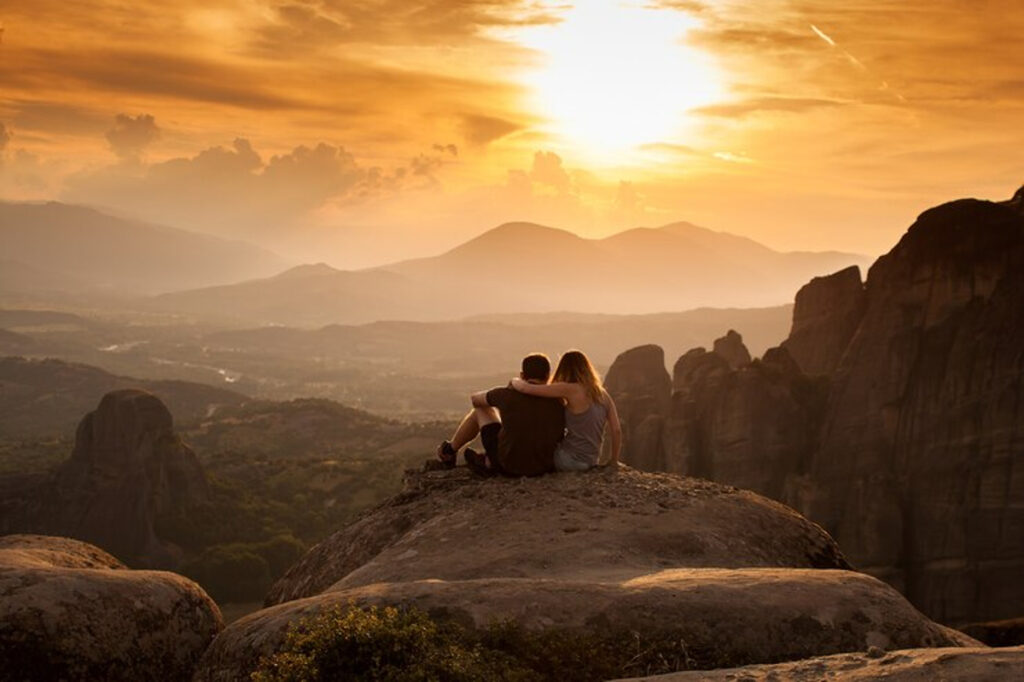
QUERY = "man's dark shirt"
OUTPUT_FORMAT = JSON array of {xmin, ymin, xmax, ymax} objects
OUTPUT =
[{"xmin": 485, "ymin": 384, "xmax": 565, "ymax": 477}]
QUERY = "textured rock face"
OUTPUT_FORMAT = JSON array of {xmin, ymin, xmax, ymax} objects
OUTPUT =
[
  {"xmin": 618, "ymin": 646, "xmax": 1024, "ymax": 682},
  {"xmin": 195, "ymin": 468, "xmax": 974, "ymax": 681},
  {"xmin": 807, "ymin": 194, "xmax": 1024, "ymax": 624},
  {"xmin": 782, "ymin": 265, "xmax": 866, "ymax": 376},
  {"xmin": 604, "ymin": 345, "xmax": 672, "ymax": 470},
  {"xmin": 0, "ymin": 390, "xmax": 210, "ymax": 566},
  {"xmin": 712, "ymin": 329, "xmax": 751, "ymax": 369},
  {"xmin": 0, "ymin": 534, "xmax": 222, "ymax": 681},
  {"xmin": 604, "ymin": 187, "xmax": 1024, "ymax": 627},
  {"xmin": 664, "ymin": 353, "xmax": 824, "ymax": 501}
]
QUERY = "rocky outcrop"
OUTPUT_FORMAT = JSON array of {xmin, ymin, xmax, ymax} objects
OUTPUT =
[
  {"xmin": 266, "ymin": 466, "xmax": 847, "ymax": 604},
  {"xmin": 617, "ymin": 646, "xmax": 1024, "ymax": 681},
  {"xmin": 0, "ymin": 390, "xmax": 210, "ymax": 566},
  {"xmin": 712, "ymin": 329, "xmax": 751, "ymax": 369},
  {"xmin": 663, "ymin": 348, "xmax": 825, "ymax": 501},
  {"xmin": 781, "ymin": 265, "xmax": 865, "ymax": 376},
  {"xmin": 194, "ymin": 467, "xmax": 975, "ymax": 680},
  {"xmin": 604, "ymin": 345, "xmax": 672, "ymax": 470},
  {"xmin": 0, "ymin": 534, "xmax": 221, "ymax": 681},
  {"xmin": 603, "ymin": 186, "xmax": 1024, "ymax": 627}
]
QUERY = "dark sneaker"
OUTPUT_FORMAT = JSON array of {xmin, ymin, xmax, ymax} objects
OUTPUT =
[
  {"xmin": 463, "ymin": 448, "xmax": 494, "ymax": 477},
  {"xmin": 436, "ymin": 440, "xmax": 457, "ymax": 469}
]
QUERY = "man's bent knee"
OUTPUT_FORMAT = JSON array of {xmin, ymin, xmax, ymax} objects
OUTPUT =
[{"xmin": 473, "ymin": 406, "xmax": 500, "ymax": 426}]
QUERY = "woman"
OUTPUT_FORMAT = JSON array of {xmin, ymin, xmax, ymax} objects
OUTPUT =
[{"xmin": 511, "ymin": 349, "xmax": 622, "ymax": 471}]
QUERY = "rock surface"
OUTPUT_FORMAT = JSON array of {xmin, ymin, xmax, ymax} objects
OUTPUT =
[
  {"xmin": 615, "ymin": 646, "xmax": 1024, "ymax": 681},
  {"xmin": 605, "ymin": 187, "xmax": 1024, "ymax": 625},
  {"xmin": 781, "ymin": 265, "xmax": 865, "ymax": 376},
  {"xmin": 200, "ymin": 569, "xmax": 973, "ymax": 681},
  {"xmin": 0, "ymin": 534, "xmax": 222, "ymax": 681},
  {"xmin": 194, "ymin": 467, "xmax": 976, "ymax": 680},
  {"xmin": 712, "ymin": 329, "xmax": 751, "ymax": 369},
  {"xmin": 266, "ymin": 466, "xmax": 848, "ymax": 604},
  {"xmin": 604, "ymin": 345, "xmax": 672, "ymax": 471},
  {"xmin": 0, "ymin": 389, "xmax": 210, "ymax": 566}
]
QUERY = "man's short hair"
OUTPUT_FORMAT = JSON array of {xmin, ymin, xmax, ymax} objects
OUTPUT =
[{"xmin": 521, "ymin": 353, "xmax": 551, "ymax": 382}]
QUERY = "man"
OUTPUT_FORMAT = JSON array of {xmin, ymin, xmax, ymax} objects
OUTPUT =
[{"xmin": 436, "ymin": 353, "xmax": 565, "ymax": 477}]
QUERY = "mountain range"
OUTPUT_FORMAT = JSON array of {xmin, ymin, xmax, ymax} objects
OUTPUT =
[
  {"xmin": 152, "ymin": 221, "xmax": 870, "ymax": 326},
  {"xmin": 0, "ymin": 202, "xmax": 290, "ymax": 296}
]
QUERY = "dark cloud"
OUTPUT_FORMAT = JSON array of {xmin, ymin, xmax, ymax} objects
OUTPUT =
[
  {"xmin": 432, "ymin": 143, "xmax": 459, "ymax": 156},
  {"xmin": 11, "ymin": 101, "xmax": 111, "ymax": 137},
  {"xmin": 3, "ymin": 48, "xmax": 302, "ymax": 110},
  {"xmin": 105, "ymin": 114, "xmax": 160, "ymax": 160},
  {"xmin": 0, "ymin": 123, "xmax": 10, "ymax": 153}
]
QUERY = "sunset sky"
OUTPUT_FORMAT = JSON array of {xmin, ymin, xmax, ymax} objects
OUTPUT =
[{"xmin": 1, "ymin": 0, "xmax": 1022, "ymax": 266}]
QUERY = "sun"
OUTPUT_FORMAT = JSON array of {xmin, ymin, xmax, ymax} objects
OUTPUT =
[{"xmin": 513, "ymin": 1, "xmax": 722, "ymax": 160}]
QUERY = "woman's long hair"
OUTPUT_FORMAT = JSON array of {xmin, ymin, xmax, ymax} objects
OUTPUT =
[{"xmin": 552, "ymin": 350, "xmax": 604, "ymax": 404}]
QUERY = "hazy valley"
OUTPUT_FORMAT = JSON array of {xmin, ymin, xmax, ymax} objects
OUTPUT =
[{"xmin": 2, "ymin": 186, "xmax": 1023, "ymax": 680}]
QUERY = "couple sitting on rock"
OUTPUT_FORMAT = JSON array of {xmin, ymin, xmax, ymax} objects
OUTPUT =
[{"xmin": 436, "ymin": 350, "xmax": 622, "ymax": 476}]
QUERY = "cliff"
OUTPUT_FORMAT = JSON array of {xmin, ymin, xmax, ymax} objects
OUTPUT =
[{"xmin": 604, "ymin": 186, "xmax": 1024, "ymax": 626}]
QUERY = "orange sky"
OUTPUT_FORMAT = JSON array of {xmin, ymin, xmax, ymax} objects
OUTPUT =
[{"xmin": 1, "ymin": 0, "xmax": 1022, "ymax": 266}]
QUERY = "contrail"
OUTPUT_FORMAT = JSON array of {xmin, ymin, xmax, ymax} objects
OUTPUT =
[
  {"xmin": 809, "ymin": 23, "xmax": 905, "ymax": 102},
  {"xmin": 810, "ymin": 24, "xmax": 836, "ymax": 47}
]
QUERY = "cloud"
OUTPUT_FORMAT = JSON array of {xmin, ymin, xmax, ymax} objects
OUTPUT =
[
  {"xmin": 105, "ymin": 114, "xmax": 161, "ymax": 161},
  {"xmin": 66, "ymin": 138, "xmax": 368, "ymax": 239},
  {"xmin": 459, "ymin": 114, "xmax": 522, "ymax": 146},
  {"xmin": 528, "ymin": 151, "xmax": 571, "ymax": 193},
  {"xmin": 253, "ymin": 0, "xmax": 562, "ymax": 53},
  {"xmin": 693, "ymin": 96, "xmax": 845, "ymax": 117},
  {"xmin": 639, "ymin": 142, "xmax": 701, "ymax": 157},
  {"xmin": 0, "ymin": 123, "xmax": 10, "ymax": 154}
]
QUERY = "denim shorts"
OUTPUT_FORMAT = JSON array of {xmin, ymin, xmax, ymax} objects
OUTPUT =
[{"xmin": 554, "ymin": 447, "xmax": 594, "ymax": 472}]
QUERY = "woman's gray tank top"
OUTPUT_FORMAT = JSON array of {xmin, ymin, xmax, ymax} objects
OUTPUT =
[{"xmin": 555, "ymin": 399, "xmax": 608, "ymax": 466}]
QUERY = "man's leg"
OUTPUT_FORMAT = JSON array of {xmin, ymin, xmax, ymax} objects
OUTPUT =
[
  {"xmin": 439, "ymin": 407, "xmax": 500, "ymax": 465},
  {"xmin": 451, "ymin": 407, "xmax": 499, "ymax": 450}
]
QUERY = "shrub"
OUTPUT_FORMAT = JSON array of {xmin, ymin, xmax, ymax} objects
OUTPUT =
[{"xmin": 251, "ymin": 604, "xmax": 697, "ymax": 682}]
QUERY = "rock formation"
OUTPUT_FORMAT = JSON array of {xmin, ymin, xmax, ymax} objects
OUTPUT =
[
  {"xmin": 711, "ymin": 329, "xmax": 751, "ymax": 369},
  {"xmin": 194, "ymin": 467, "xmax": 979, "ymax": 680},
  {"xmin": 0, "ymin": 534, "xmax": 222, "ymax": 681},
  {"xmin": 604, "ymin": 186, "xmax": 1024, "ymax": 626},
  {"xmin": 603, "ymin": 345, "xmax": 672, "ymax": 471},
  {"xmin": 781, "ymin": 265, "xmax": 866, "ymax": 376},
  {"xmin": 0, "ymin": 389, "xmax": 210, "ymax": 566},
  {"xmin": 615, "ymin": 645, "xmax": 1024, "ymax": 682}
]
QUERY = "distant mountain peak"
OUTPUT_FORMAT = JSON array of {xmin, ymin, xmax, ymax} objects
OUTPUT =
[{"xmin": 273, "ymin": 263, "xmax": 342, "ymax": 279}]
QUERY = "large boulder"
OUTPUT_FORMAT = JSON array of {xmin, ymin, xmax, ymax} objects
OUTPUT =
[
  {"xmin": 200, "ymin": 569, "xmax": 974, "ymax": 681},
  {"xmin": 194, "ymin": 468, "xmax": 978, "ymax": 680},
  {"xmin": 1, "ymin": 389, "xmax": 210, "ymax": 567},
  {"xmin": 266, "ymin": 466, "xmax": 848, "ymax": 604},
  {"xmin": 0, "ymin": 534, "xmax": 222, "ymax": 681},
  {"xmin": 617, "ymin": 646, "xmax": 1024, "ymax": 681}
]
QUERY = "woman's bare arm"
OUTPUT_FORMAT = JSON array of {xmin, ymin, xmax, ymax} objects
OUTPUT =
[{"xmin": 510, "ymin": 377, "xmax": 577, "ymax": 399}]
